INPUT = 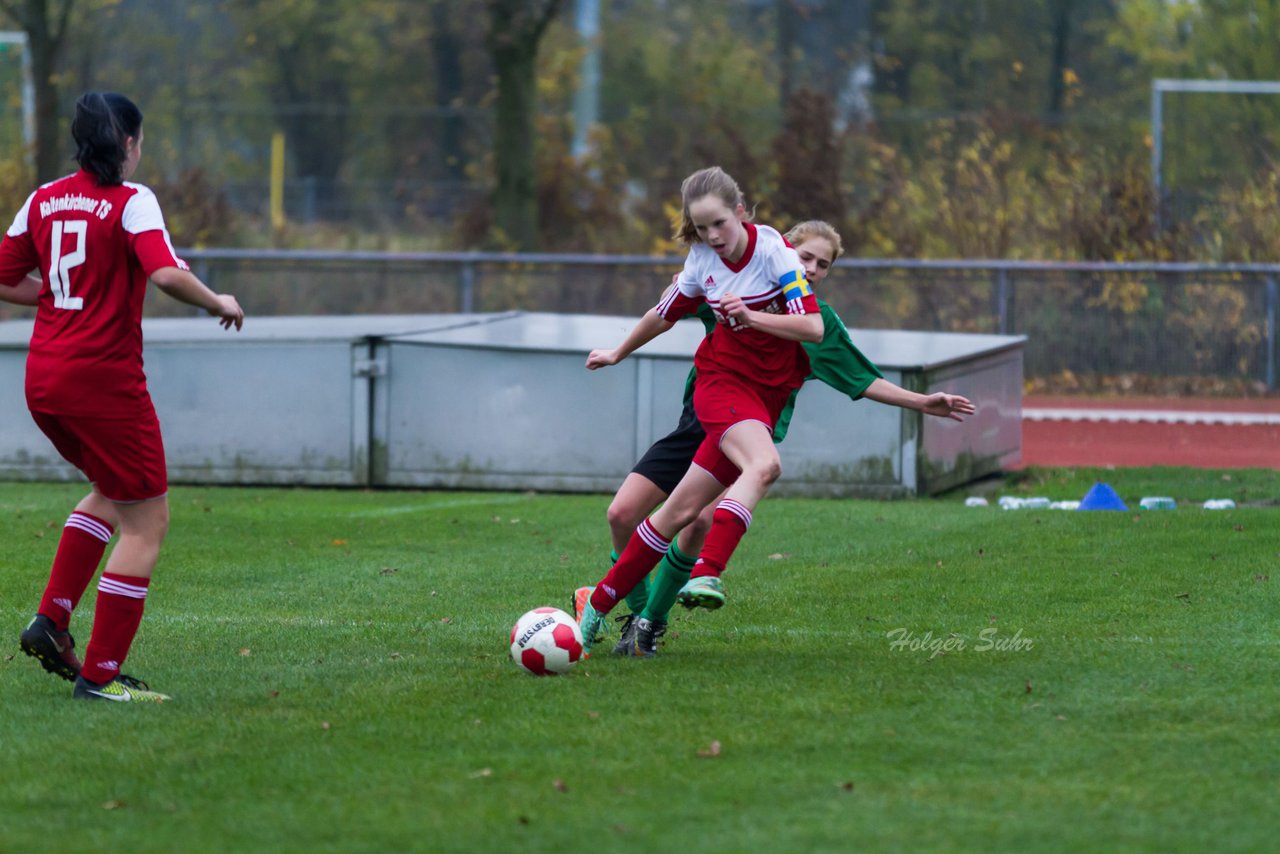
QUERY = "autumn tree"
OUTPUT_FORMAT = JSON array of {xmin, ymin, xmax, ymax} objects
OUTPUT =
[
  {"xmin": 0, "ymin": 0, "xmax": 75, "ymax": 182},
  {"xmin": 223, "ymin": 1, "xmax": 411, "ymax": 218},
  {"xmin": 487, "ymin": 0, "xmax": 564, "ymax": 250},
  {"xmin": 770, "ymin": 88, "xmax": 844, "ymax": 229},
  {"xmin": 871, "ymin": 0, "xmax": 1128, "ymax": 127}
]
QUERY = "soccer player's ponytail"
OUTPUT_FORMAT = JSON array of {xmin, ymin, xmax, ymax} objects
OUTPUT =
[{"xmin": 71, "ymin": 92, "xmax": 143, "ymax": 185}]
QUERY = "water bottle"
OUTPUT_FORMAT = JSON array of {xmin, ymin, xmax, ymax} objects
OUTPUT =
[
  {"xmin": 1203, "ymin": 499, "xmax": 1237, "ymax": 510},
  {"xmin": 964, "ymin": 496, "xmax": 989, "ymax": 507},
  {"xmin": 1139, "ymin": 496, "xmax": 1177, "ymax": 510}
]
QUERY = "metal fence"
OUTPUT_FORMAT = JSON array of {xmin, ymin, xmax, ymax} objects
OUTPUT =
[{"xmin": 16, "ymin": 250, "xmax": 1275, "ymax": 390}]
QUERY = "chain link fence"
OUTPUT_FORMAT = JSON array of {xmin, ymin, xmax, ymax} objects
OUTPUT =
[{"xmin": 6, "ymin": 251, "xmax": 1271, "ymax": 391}]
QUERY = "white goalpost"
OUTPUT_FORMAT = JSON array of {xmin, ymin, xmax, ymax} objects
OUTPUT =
[
  {"xmin": 1151, "ymin": 78, "xmax": 1280, "ymax": 228},
  {"xmin": 0, "ymin": 31, "xmax": 34, "ymax": 165}
]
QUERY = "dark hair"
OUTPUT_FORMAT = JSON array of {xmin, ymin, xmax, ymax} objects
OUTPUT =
[{"xmin": 71, "ymin": 92, "xmax": 143, "ymax": 185}]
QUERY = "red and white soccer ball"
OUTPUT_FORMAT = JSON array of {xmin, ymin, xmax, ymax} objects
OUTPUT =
[{"xmin": 510, "ymin": 607, "xmax": 583, "ymax": 676}]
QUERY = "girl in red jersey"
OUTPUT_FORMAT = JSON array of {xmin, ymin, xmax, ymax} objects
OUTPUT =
[
  {"xmin": 578, "ymin": 166, "xmax": 823, "ymax": 653},
  {"xmin": 0, "ymin": 92, "xmax": 244, "ymax": 702},
  {"xmin": 579, "ymin": 220, "xmax": 975, "ymax": 657}
]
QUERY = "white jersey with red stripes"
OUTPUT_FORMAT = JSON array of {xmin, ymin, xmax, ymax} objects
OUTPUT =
[{"xmin": 656, "ymin": 222, "xmax": 818, "ymax": 390}]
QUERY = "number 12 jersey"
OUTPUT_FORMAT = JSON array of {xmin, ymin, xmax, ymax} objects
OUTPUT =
[{"xmin": 0, "ymin": 169, "xmax": 188, "ymax": 417}]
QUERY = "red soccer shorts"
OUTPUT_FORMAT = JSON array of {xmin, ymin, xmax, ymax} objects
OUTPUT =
[
  {"xmin": 30, "ymin": 408, "xmax": 168, "ymax": 503},
  {"xmin": 690, "ymin": 371, "xmax": 793, "ymax": 487}
]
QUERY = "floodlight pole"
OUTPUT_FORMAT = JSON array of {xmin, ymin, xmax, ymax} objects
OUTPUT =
[
  {"xmin": 0, "ymin": 32, "xmax": 35, "ymax": 169},
  {"xmin": 1151, "ymin": 78, "xmax": 1280, "ymax": 231},
  {"xmin": 571, "ymin": 0, "xmax": 600, "ymax": 159}
]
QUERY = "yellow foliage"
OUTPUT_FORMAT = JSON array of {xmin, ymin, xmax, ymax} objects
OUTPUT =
[
  {"xmin": 0, "ymin": 155, "xmax": 31, "ymax": 219},
  {"xmin": 1086, "ymin": 279, "xmax": 1149, "ymax": 314}
]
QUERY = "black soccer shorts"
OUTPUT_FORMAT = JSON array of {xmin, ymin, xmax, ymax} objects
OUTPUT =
[{"xmin": 630, "ymin": 399, "xmax": 707, "ymax": 495}]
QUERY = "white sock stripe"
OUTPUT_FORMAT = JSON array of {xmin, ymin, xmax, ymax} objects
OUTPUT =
[
  {"xmin": 637, "ymin": 519, "xmax": 672, "ymax": 553},
  {"xmin": 66, "ymin": 514, "xmax": 113, "ymax": 543},
  {"xmin": 717, "ymin": 499, "xmax": 753, "ymax": 528},
  {"xmin": 97, "ymin": 577, "xmax": 149, "ymax": 599}
]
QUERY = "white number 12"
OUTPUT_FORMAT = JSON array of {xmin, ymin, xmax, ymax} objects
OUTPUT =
[{"xmin": 49, "ymin": 220, "xmax": 86, "ymax": 310}]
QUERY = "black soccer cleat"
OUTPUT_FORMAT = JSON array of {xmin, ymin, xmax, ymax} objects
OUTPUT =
[
  {"xmin": 632, "ymin": 617, "xmax": 667, "ymax": 658},
  {"xmin": 611, "ymin": 613, "xmax": 639, "ymax": 656},
  {"xmin": 20, "ymin": 614, "xmax": 82, "ymax": 682}
]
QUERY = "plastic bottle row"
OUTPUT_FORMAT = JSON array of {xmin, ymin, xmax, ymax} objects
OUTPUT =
[{"xmin": 965, "ymin": 496, "xmax": 1237, "ymax": 510}]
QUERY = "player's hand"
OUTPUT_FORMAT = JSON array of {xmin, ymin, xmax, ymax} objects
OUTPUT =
[
  {"xmin": 921, "ymin": 393, "xmax": 975, "ymax": 422},
  {"xmin": 720, "ymin": 293, "xmax": 751, "ymax": 326},
  {"xmin": 210, "ymin": 294, "xmax": 245, "ymax": 331},
  {"xmin": 586, "ymin": 348, "xmax": 620, "ymax": 370}
]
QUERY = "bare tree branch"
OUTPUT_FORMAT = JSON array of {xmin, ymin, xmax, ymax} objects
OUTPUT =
[
  {"xmin": 53, "ymin": 0, "xmax": 76, "ymax": 45},
  {"xmin": 486, "ymin": 0, "xmax": 564, "ymax": 52},
  {"xmin": 0, "ymin": 0, "xmax": 23, "ymax": 26},
  {"xmin": 529, "ymin": 0, "xmax": 562, "ymax": 43}
]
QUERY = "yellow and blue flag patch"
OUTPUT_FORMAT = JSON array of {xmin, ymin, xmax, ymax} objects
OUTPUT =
[{"xmin": 780, "ymin": 269, "xmax": 812, "ymax": 302}]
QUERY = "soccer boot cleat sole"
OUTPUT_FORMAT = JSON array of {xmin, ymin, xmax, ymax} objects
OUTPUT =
[{"xmin": 677, "ymin": 576, "xmax": 726, "ymax": 610}]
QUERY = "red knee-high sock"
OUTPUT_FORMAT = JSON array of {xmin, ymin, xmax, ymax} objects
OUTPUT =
[
  {"xmin": 38, "ymin": 512, "xmax": 115, "ymax": 631},
  {"xmin": 590, "ymin": 519, "xmax": 671, "ymax": 614},
  {"xmin": 80, "ymin": 573, "xmax": 150, "ymax": 685},
  {"xmin": 690, "ymin": 499, "xmax": 753, "ymax": 579}
]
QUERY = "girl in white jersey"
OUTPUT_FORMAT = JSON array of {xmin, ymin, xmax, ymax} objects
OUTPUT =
[
  {"xmin": 578, "ymin": 166, "xmax": 823, "ymax": 653},
  {"xmin": 577, "ymin": 220, "xmax": 975, "ymax": 657}
]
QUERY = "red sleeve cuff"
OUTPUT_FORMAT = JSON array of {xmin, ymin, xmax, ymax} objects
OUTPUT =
[
  {"xmin": 0, "ymin": 234, "xmax": 39, "ymax": 284},
  {"xmin": 131, "ymin": 230, "xmax": 186, "ymax": 276},
  {"xmin": 657, "ymin": 289, "xmax": 703, "ymax": 322}
]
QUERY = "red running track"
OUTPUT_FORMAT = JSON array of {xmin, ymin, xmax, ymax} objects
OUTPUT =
[{"xmin": 1019, "ymin": 396, "xmax": 1280, "ymax": 469}]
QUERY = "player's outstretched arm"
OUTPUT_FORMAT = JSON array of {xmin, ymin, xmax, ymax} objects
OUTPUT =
[
  {"xmin": 0, "ymin": 272, "xmax": 41, "ymax": 306},
  {"xmin": 150, "ymin": 266, "xmax": 244, "ymax": 331},
  {"xmin": 863, "ymin": 378, "xmax": 975, "ymax": 422},
  {"xmin": 586, "ymin": 308, "xmax": 673, "ymax": 370}
]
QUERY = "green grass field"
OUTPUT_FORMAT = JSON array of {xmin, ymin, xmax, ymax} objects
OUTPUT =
[{"xmin": 2, "ymin": 469, "xmax": 1278, "ymax": 853}]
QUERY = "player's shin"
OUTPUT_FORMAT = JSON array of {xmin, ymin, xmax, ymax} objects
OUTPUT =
[
  {"xmin": 678, "ymin": 501, "xmax": 752, "ymax": 610},
  {"xmin": 690, "ymin": 500, "xmax": 752, "ymax": 579},
  {"xmin": 589, "ymin": 519, "xmax": 671, "ymax": 614},
  {"xmin": 621, "ymin": 548, "xmax": 651, "ymax": 614},
  {"xmin": 80, "ymin": 573, "xmax": 150, "ymax": 686},
  {"xmin": 38, "ymin": 512, "xmax": 115, "ymax": 630},
  {"xmin": 641, "ymin": 543, "xmax": 696, "ymax": 623}
]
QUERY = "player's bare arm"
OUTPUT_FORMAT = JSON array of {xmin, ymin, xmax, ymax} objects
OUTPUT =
[
  {"xmin": 586, "ymin": 308, "xmax": 673, "ymax": 370},
  {"xmin": 863, "ymin": 377, "xmax": 975, "ymax": 422},
  {"xmin": 150, "ymin": 266, "xmax": 245, "ymax": 331},
  {"xmin": 720, "ymin": 293, "xmax": 823, "ymax": 343},
  {"xmin": 0, "ymin": 272, "xmax": 41, "ymax": 307}
]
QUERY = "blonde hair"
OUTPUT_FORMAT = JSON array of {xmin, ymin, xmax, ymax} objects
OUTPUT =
[
  {"xmin": 784, "ymin": 220, "xmax": 844, "ymax": 261},
  {"xmin": 673, "ymin": 166, "xmax": 753, "ymax": 246}
]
